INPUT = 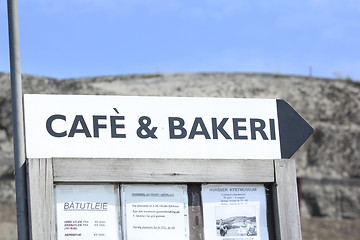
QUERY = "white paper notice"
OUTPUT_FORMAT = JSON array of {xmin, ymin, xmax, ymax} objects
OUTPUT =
[
  {"xmin": 121, "ymin": 184, "xmax": 190, "ymax": 240},
  {"xmin": 55, "ymin": 184, "xmax": 121, "ymax": 240},
  {"xmin": 202, "ymin": 184, "xmax": 268, "ymax": 240}
]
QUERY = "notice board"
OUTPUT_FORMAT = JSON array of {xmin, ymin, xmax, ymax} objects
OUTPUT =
[{"xmin": 27, "ymin": 158, "xmax": 302, "ymax": 240}]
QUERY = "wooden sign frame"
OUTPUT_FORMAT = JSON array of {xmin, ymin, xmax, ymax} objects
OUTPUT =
[{"xmin": 26, "ymin": 158, "xmax": 302, "ymax": 240}]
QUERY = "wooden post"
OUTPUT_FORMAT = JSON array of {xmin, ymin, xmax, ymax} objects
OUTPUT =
[
  {"xmin": 27, "ymin": 158, "xmax": 56, "ymax": 240},
  {"xmin": 273, "ymin": 159, "xmax": 302, "ymax": 240}
]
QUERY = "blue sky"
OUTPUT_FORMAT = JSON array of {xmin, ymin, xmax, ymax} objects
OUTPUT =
[{"xmin": 1, "ymin": 0, "xmax": 360, "ymax": 80}]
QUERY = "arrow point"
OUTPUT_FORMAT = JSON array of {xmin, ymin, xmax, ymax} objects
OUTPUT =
[{"xmin": 277, "ymin": 99, "xmax": 314, "ymax": 159}]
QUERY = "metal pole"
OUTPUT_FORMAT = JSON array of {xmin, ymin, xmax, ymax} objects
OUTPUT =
[{"xmin": 7, "ymin": 0, "xmax": 29, "ymax": 239}]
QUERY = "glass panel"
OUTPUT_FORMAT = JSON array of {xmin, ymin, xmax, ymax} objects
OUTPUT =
[
  {"xmin": 202, "ymin": 184, "xmax": 269, "ymax": 240},
  {"xmin": 54, "ymin": 184, "xmax": 121, "ymax": 240},
  {"xmin": 121, "ymin": 184, "xmax": 190, "ymax": 240}
]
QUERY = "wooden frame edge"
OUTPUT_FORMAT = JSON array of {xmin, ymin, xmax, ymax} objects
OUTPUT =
[
  {"xmin": 272, "ymin": 159, "xmax": 302, "ymax": 240},
  {"xmin": 27, "ymin": 158, "xmax": 56, "ymax": 240}
]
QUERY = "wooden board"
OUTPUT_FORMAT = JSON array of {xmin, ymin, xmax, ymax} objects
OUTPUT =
[
  {"xmin": 187, "ymin": 184, "xmax": 204, "ymax": 240},
  {"xmin": 52, "ymin": 158, "xmax": 274, "ymax": 183},
  {"xmin": 27, "ymin": 158, "xmax": 56, "ymax": 240},
  {"xmin": 272, "ymin": 159, "xmax": 302, "ymax": 240}
]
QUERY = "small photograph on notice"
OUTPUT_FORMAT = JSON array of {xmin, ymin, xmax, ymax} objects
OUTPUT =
[{"xmin": 215, "ymin": 206, "xmax": 257, "ymax": 237}]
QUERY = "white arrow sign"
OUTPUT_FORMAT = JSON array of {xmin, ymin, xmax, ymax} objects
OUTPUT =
[{"xmin": 24, "ymin": 94, "xmax": 313, "ymax": 159}]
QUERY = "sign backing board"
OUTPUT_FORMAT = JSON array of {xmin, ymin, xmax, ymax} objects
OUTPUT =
[
  {"xmin": 121, "ymin": 184, "xmax": 190, "ymax": 240},
  {"xmin": 201, "ymin": 184, "xmax": 269, "ymax": 240},
  {"xmin": 24, "ymin": 94, "xmax": 313, "ymax": 159},
  {"xmin": 54, "ymin": 184, "xmax": 121, "ymax": 240}
]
